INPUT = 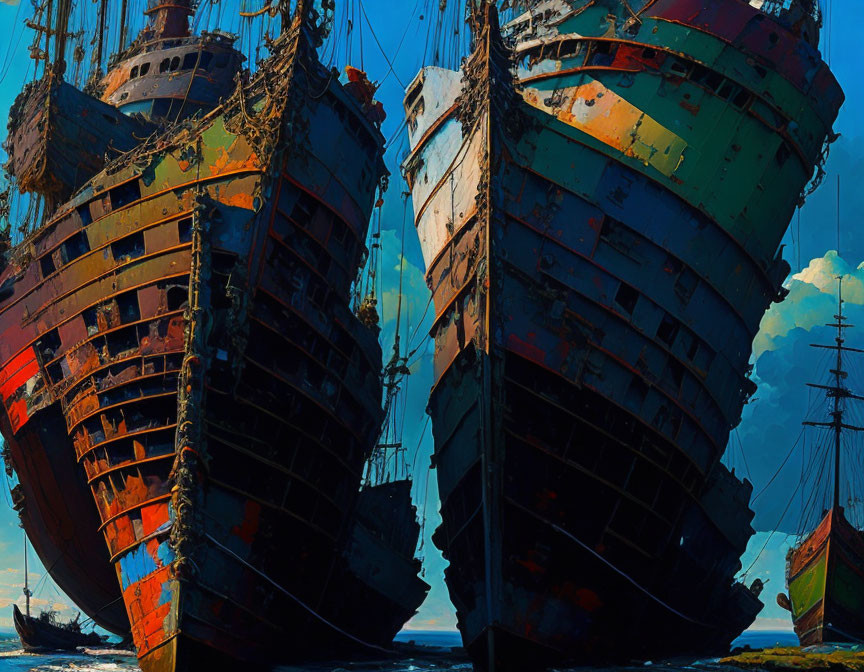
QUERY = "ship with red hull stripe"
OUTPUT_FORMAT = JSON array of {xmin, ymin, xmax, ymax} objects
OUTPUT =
[{"xmin": 0, "ymin": 1, "xmax": 427, "ymax": 670}]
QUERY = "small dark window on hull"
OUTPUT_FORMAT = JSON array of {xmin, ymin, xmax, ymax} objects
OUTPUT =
[
  {"xmin": 178, "ymin": 218, "xmax": 193, "ymax": 243},
  {"xmin": 615, "ymin": 283, "xmax": 639, "ymax": 314},
  {"xmin": 63, "ymin": 231, "xmax": 90, "ymax": 263},
  {"xmin": 182, "ymin": 52, "xmax": 199, "ymax": 70},
  {"xmin": 657, "ymin": 314, "xmax": 680, "ymax": 347},
  {"xmin": 112, "ymin": 231, "xmax": 146, "ymax": 263},
  {"xmin": 111, "ymin": 180, "xmax": 141, "ymax": 210}
]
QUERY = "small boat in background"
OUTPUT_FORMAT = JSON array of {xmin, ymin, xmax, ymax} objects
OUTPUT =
[
  {"xmin": 778, "ymin": 278, "xmax": 864, "ymax": 645},
  {"xmin": 13, "ymin": 604, "xmax": 105, "ymax": 652},
  {"xmin": 12, "ymin": 534, "xmax": 106, "ymax": 652}
]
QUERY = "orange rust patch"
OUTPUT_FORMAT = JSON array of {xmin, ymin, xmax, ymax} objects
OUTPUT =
[
  {"xmin": 223, "ymin": 191, "xmax": 255, "ymax": 210},
  {"xmin": 125, "ymin": 565, "xmax": 173, "ymax": 657},
  {"xmin": 141, "ymin": 501, "xmax": 170, "ymax": 537}
]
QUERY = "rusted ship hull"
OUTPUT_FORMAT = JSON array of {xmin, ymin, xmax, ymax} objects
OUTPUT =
[
  {"xmin": 787, "ymin": 508, "xmax": 864, "ymax": 646},
  {"xmin": 5, "ymin": 76, "xmax": 157, "ymax": 209},
  {"xmin": 404, "ymin": 1, "xmax": 842, "ymax": 668},
  {"xmin": 0, "ymin": 11, "xmax": 418, "ymax": 672}
]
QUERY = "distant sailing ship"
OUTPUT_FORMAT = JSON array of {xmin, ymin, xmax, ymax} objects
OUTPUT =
[
  {"xmin": 777, "ymin": 278, "xmax": 864, "ymax": 646},
  {"xmin": 13, "ymin": 532, "xmax": 106, "ymax": 652},
  {"xmin": 403, "ymin": 0, "xmax": 842, "ymax": 669},
  {"xmin": 0, "ymin": 1, "xmax": 426, "ymax": 671}
]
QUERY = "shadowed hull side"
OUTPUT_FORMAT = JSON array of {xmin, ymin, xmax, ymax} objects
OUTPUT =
[
  {"xmin": 343, "ymin": 481, "xmax": 430, "ymax": 648},
  {"xmin": 788, "ymin": 509, "xmax": 864, "ymax": 646},
  {"xmin": 414, "ymin": 98, "xmax": 768, "ymax": 667},
  {"xmin": 430, "ymin": 348, "xmax": 760, "ymax": 668}
]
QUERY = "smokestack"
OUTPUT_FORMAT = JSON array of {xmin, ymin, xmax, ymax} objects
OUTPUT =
[{"xmin": 145, "ymin": 0, "xmax": 195, "ymax": 39}]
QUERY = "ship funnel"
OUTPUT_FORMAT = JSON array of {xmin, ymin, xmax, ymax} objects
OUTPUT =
[{"xmin": 144, "ymin": 0, "xmax": 195, "ymax": 39}]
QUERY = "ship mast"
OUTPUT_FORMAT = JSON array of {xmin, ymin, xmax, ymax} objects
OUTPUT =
[
  {"xmin": 803, "ymin": 277, "xmax": 864, "ymax": 511},
  {"xmin": 467, "ymin": 0, "xmax": 495, "ymax": 37},
  {"xmin": 22, "ymin": 532, "xmax": 30, "ymax": 618},
  {"xmin": 25, "ymin": 0, "xmax": 77, "ymax": 79}
]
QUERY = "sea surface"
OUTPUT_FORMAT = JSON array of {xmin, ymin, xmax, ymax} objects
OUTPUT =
[{"xmin": 0, "ymin": 630, "xmax": 801, "ymax": 671}]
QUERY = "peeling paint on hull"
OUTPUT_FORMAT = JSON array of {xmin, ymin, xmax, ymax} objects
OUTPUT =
[
  {"xmin": 0, "ymin": 13, "xmax": 424, "ymax": 672},
  {"xmin": 404, "ymin": 1, "xmax": 842, "ymax": 669}
]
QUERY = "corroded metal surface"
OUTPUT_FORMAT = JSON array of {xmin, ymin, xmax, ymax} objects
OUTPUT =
[
  {"xmin": 5, "ymin": 75, "xmax": 157, "ymax": 208},
  {"xmin": 404, "ymin": 0, "xmax": 843, "ymax": 669},
  {"xmin": 100, "ymin": 33, "xmax": 243, "ymax": 121},
  {"xmin": 0, "ymin": 3, "xmax": 425, "ymax": 671}
]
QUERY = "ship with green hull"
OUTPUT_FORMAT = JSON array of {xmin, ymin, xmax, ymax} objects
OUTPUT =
[{"xmin": 778, "ymin": 279, "xmax": 864, "ymax": 645}]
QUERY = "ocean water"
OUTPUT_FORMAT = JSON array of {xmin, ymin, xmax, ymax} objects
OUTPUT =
[{"xmin": 0, "ymin": 630, "xmax": 799, "ymax": 671}]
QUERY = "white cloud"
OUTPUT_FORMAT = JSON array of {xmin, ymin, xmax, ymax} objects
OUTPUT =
[{"xmin": 754, "ymin": 251, "xmax": 864, "ymax": 357}]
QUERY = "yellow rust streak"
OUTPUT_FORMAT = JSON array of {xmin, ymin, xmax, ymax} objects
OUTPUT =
[
  {"xmin": 522, "ymin": 78, "xmax": 688, "ymax": 178},
  {"xmin": 24, "ymin": 245, "xmax": 192, "ymax": 327},
  {"xmin": 30, "ymin": 165, "xmax": 262, "ymax": 273}
]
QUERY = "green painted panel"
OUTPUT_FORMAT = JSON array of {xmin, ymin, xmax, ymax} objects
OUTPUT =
[
  {"xmin": 790, "ymin": 551, "xmax": 827, "ymax": 620},
  {"xmin": 519, "ymin": 70, "xmax": 805, "ymax": 264},
  {"xmin": 828, "ymin": 552, "xmax": 864, "ymax": 616},
  {"xmin": 557, "ymin": 7, "xmax": 620, "ymax": 38},
  {"xmin": 636, "ymin": 18, "xmax": 830, "ymax": 125},
  {"xmin": 521, "ymin": 16, "xmax": 831, "ymax": 159}
]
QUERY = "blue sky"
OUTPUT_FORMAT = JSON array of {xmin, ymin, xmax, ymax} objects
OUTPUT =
[{"xmin": 0, "ymin": 0, "xmax": 861, "ymax": 635}]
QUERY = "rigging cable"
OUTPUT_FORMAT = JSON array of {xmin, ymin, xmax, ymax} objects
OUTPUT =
[
  {"xmin": 739, "ymin": 455, "xmax": 811, "ymax": 580},
  {"xmin": 511, "ymin": 500, "xmax": 718, "ymax": 628},
  {"xmin": 735, "ymin": 429, "xmax": 753, "ymax": 484},
  {"xmin": 205, "ymin": 532, "xmax": 393, "ymax": 653},
  {"xmin": 360, "ymin": 0, "xmax": 420, "ymax": 90},
  {"xmin": 750, "ymin": 426, "xmax": 805, "ymax": 503},
  {"xmin": 0, "ymin": 0, "xmax": 26, "ymax": 84}
]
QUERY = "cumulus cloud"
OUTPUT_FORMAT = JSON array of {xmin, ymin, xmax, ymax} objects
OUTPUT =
[
  {"xmin": 736, "ymin": 251, "xmax": 864, "ymax": 535},
  {"xmin": 753, "ymin": 251, "xmax": 864, "ymax": 357}
]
